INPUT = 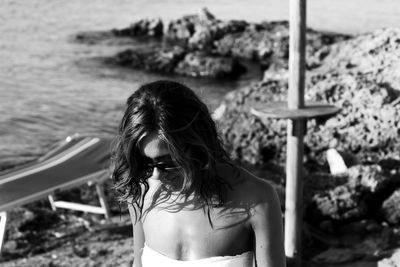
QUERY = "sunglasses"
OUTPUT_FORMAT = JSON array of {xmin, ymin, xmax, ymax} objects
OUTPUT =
[
  {"xmin": 146, "ymin": 161, "xmax": 181, "ymax": 172},
  {"xmin": 140, "ymin": 157, "xmax": 181, "ymax": 178}
]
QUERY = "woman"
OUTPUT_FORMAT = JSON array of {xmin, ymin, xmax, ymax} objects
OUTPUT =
[{"xmin": 112, "ymin": 80, "xmax": 285, "ymax": 267}]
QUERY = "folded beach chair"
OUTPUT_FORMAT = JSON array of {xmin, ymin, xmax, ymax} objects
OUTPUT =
[{"xmin": 0, "ymin": 134, "xmax": 112, "ymax": 253}]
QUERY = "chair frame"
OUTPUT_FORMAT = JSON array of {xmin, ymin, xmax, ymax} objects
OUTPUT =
[{"xmin": 0, "ymin": 171, "xmax": 110, "ymax": 255}]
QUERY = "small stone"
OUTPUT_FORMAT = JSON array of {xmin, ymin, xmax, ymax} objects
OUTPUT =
[
  {"xmin": 73, "ymin": 243, "xmax": 89, "ymax": 257},
  {"xmin": 326, "ymin": 148, "xmax": 348, "ymax": 175},
  {"xmin": 311, "ymin": 184, "xmax": 367, "ymax": 221},
  {"xmin": 89, "ymin": 249, "xmax": 98, "ymax": 259},
  {"xmin": 347, "ymin": 164, "xmax": 391, "ymax": 193},
  {"xmin": 3, "ymin": 240, "xmax": 17, "ymax": 251}
]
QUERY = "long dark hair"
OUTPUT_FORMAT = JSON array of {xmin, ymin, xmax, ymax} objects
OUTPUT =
[{"xmin": 111, "ymin": 80, "xmax": 232, "ymax": 221}]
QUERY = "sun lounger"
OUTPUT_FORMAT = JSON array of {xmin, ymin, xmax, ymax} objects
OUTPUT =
[{"xmin": 0, "ymin": 134, "xmax": 113, "ymax": 253}]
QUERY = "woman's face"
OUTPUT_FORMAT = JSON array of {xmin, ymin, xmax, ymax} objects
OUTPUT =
[{"xmin": 139, "ymin": 133, "xmax": 180, "ymax": 183}]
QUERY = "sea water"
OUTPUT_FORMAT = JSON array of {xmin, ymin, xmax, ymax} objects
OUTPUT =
[{"xmin": 0, "ymin": 0, "xmax": 399, "ymax": 168}]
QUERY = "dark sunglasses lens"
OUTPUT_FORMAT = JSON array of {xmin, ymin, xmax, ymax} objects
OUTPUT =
[{"xmin": 154, "ymin": 162, "xmax": 179, "ymax": 171}]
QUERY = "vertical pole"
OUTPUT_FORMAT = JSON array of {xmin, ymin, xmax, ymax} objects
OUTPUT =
[
  {"xmin": 285, "ymin": 119, "xmax": 305, "ymax": 266},
  {"xmin": 285, "ymin": 0, "xmax": 306, "ymax": 266},
  {"xmin": 288, "ymin": 0, "xmax": 306, "ymax": 109}
]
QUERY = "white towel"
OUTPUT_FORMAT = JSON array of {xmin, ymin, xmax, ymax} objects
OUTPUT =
[{"xmin": 141, "ymin": 244, "xmax": 254, "ymax": 267}]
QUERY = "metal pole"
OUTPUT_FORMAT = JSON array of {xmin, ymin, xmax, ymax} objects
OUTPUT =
[{"xmin": 285, "ymin": 0, "xmax": 306, "ymax": 266}]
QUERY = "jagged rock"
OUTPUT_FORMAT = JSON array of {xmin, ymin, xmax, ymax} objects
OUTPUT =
[
  {"xmin": 114, "ymin": 45, "xmax": 246, "ymax": 78},
  {"xmin": 166, "ymin": 8, "xmax": 247, "ymax": 51},
  {"xmin": 310, "ymin": 184, "xmax": 368, "ymax": 221},
  {"xmin": 112, "ymin": 18, "xmax": 163, "ymax": 37},
  {"xmin": 217, "ymin": 80, "xmax": 288, "ymax": 165},
  {"xmin": 113, "ymin": 49, "xmax": 144, "ymax": 68},
  {"xmin": 304, "ymin": 164, "xmax": 399, "ymax": 224},
  {"xmin": 218, "ymin": 69, "xmax": 400, "ymax": 167},
  {"xmin": 382, "ymin": 189, "xmax": 400, "ymax": 224},
  {"xmin": 188, "ymin": 20, "xmax": 248, "ymax": 51},
  {"xmin": 214, "ymin": 26, "xmax": 278, "ymax": 60},
  {"xmin": 144, "ymin": 46, "xmax": 186, "ymax": 73},
  {"xmin": 102, "ymin": 10, "xmax": 254, "ymax": 78},
  {"xmin": 113, "ymin": 46, "xmax": 186, "ymax": 73},
  {"xmin": 214, "ymin": 23, "xmax": 348, "ymax": 70},
  {"xmin": 76, "ymin": 10, "xmax": 349, "ymax": 80},
  {"xmin": 217, "ymin": 33, "xmax": 400, "ymax": 164},
  {"xmin": 188, "ymin": 24, "xmax": 215, "ymax": 51},
  {"xmin": 303, "ymin": 172, "xmax": 348, "ymax": 205},
  {"xmin": 174, "ymin": 52, "xmax": 246, "ymax": 78},
  {"xmin": 347, "ymin": 164, "xmax": 392, "ymax": 193},
  {"xmin": 214, "ymin": 22, "xmax": 290, "ymax": 71},
  {"xmin": 166, "ymin": 14, "xmax": 202, "ymax": 45},
  {"xmin": 378, "ymin": 249, "xmax": 400, "ymax": 267},
  {"xmin": 316, "ymin": 28, "xmax": 400, "ymax": 90},
  {"xmin": 306, "ymin": 31, "xmax": 400, "ymax": 163},
  {"xmin": 306, "ymin": 73, "xmax": 400, "ymax": 164},
  {"xmin": 165, "ymin": 8, "xmax": 218, "ymax": 47}
]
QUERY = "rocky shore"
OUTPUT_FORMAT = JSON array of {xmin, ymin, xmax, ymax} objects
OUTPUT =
[
  {"xmin": 2, "ymin": 9, "xmax": 400, "ymax": 267},
  {"xmin": 74, "ymin": 8, "xmax": 348, "ymax": 79},
  {"xmin": 216, "ymin": 25, "xmax": 400, "ymax": 266}
]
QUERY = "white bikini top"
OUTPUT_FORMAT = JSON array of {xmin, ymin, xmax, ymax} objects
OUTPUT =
[{"xmin": 141, "ymin": 244, "xmax": 254, "ymax": 267}]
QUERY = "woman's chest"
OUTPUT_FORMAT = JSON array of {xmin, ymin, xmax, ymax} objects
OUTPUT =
[{"xmin": 141, "ymin": 204, "xmax": 253, "ymax": 255}]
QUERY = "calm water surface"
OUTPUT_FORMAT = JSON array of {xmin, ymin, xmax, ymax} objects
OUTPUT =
[{"xmin": 0, "ymin": 0, "xmax": 399, "ymax": 168}]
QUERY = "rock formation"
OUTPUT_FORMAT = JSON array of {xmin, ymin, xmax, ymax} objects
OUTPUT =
[{"xmin": 74, "ymin": 9, "xmax": 348, "ymax": 79}]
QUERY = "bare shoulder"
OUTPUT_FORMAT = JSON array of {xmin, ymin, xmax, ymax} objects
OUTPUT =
[
  {"xmin": 236, "ymin": 167, "xmax": 286, "ymax": 266},
  {"xmin": 235, "ymin": 166, "xmax": 280, "ymax": 205},
  {"xmin": 229, "ymin": 166, "xmax": 283, "ymax": 226}
]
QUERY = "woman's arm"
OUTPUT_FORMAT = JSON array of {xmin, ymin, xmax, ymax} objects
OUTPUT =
[
  {"xmin": 128, "ymin": 204, "xmax": 145, "ymax": 267},
  {"xmin": 250, "ymin": 181, "xmax": 286, "ymax": 267}
]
